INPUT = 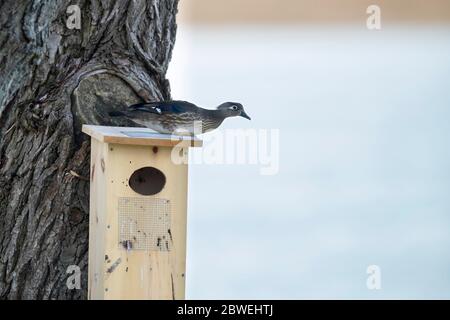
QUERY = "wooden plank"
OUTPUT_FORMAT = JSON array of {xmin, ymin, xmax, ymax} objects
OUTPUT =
[
  {"xmin": 82, "ymin": 125, "xmax": 202, "ymax": 147},
  {"xmin": 88, "ymin": 139, "xmax": 108, "ymax": 299}
]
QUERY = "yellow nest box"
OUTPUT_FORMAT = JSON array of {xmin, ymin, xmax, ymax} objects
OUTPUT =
[{"xmin": 82, "ymin": 125, "xmax": 202, "ymax": 300}]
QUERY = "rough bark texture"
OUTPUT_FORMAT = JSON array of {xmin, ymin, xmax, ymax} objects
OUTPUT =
[{"xmin": 0, "ymin": 0, "xmax": 179, "ymax": 299}]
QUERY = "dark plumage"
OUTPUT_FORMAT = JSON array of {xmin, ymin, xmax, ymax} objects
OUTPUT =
[{"xmin": 109, "ymin": 100, "xmax": 251, "ymax": 135}]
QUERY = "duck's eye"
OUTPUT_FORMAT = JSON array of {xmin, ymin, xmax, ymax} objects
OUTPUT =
[{"xmin": 230, "ymin": 105, "xmax": 238, "ymax": 110}]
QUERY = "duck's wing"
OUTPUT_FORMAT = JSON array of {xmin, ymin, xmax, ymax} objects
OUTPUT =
[{"xmin": 127, "ymin": 101, "xmax": 199, "ymax": 115}]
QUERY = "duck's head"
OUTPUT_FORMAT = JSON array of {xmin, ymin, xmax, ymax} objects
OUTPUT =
[{"xmin": 216, "ymin": 102, "xmax": 251, "ymax": 120}]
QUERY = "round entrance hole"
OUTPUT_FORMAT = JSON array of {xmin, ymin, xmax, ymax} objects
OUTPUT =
[{"xmin": 129, "ymin": 167, "xmax": 166, "ymax": 196}]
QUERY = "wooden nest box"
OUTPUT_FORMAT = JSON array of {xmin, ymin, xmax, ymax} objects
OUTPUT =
[{"xmin": 82, "ymin": 125, "xmax": 202, "ymax": 300}]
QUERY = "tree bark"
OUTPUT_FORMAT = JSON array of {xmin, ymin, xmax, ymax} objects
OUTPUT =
[{"xmin": 0, "ymin": 0, "xmax": 179, "ymax": 299}]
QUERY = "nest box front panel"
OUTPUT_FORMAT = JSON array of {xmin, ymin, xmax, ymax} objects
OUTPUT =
[{"xmin": 100, "ymin": 143, "xmax": 188, "ymax": 299}]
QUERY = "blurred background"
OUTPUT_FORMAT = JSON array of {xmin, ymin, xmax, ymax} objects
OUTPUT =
[{"xmin": 167, "ymin": 0, "xmax": 450, "ymax": 299}]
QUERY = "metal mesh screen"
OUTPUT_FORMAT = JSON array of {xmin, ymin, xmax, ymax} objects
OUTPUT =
[{"xmin": 118, "ymin": 197, "xmax": 172, "ymax": 251}]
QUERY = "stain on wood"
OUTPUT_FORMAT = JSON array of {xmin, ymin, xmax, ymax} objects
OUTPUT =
[
  {"xmin": 91, "ymin": 164, "xmax": 96, "ymax": 181},
  {"xmin": 121, "ymin": 240, "xmax": 133, "ymax": 251},
  {"xmin": 171, "ymin": 274, "xmax": 175, "ymax": 300},
  {"xmin": 106, "ymin": 258, "xmax": 122, "ymax": 274}
]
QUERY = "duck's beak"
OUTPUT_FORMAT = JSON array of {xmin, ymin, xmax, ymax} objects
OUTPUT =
[{"xmin": 240, "ymin": 110, "xmax": 251, "ymax": 120}]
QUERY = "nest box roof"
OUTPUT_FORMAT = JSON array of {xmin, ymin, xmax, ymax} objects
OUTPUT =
[{"xmin": 82, "ymin": 125, "xmax": 203, "ymax": 147}]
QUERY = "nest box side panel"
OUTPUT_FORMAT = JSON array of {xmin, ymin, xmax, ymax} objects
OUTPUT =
[
  {"xmin": 102, "ymin": 143, "xmax": 189, "ymax": 300},
  {"xmin": 88, "ymin": 139, "xmax": 109, "ymax": 299}
]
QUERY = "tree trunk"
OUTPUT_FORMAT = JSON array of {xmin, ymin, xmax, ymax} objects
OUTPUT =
[{"xmin": 0, "ymin": 0, "xmax": 179, "ymax": 299}]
